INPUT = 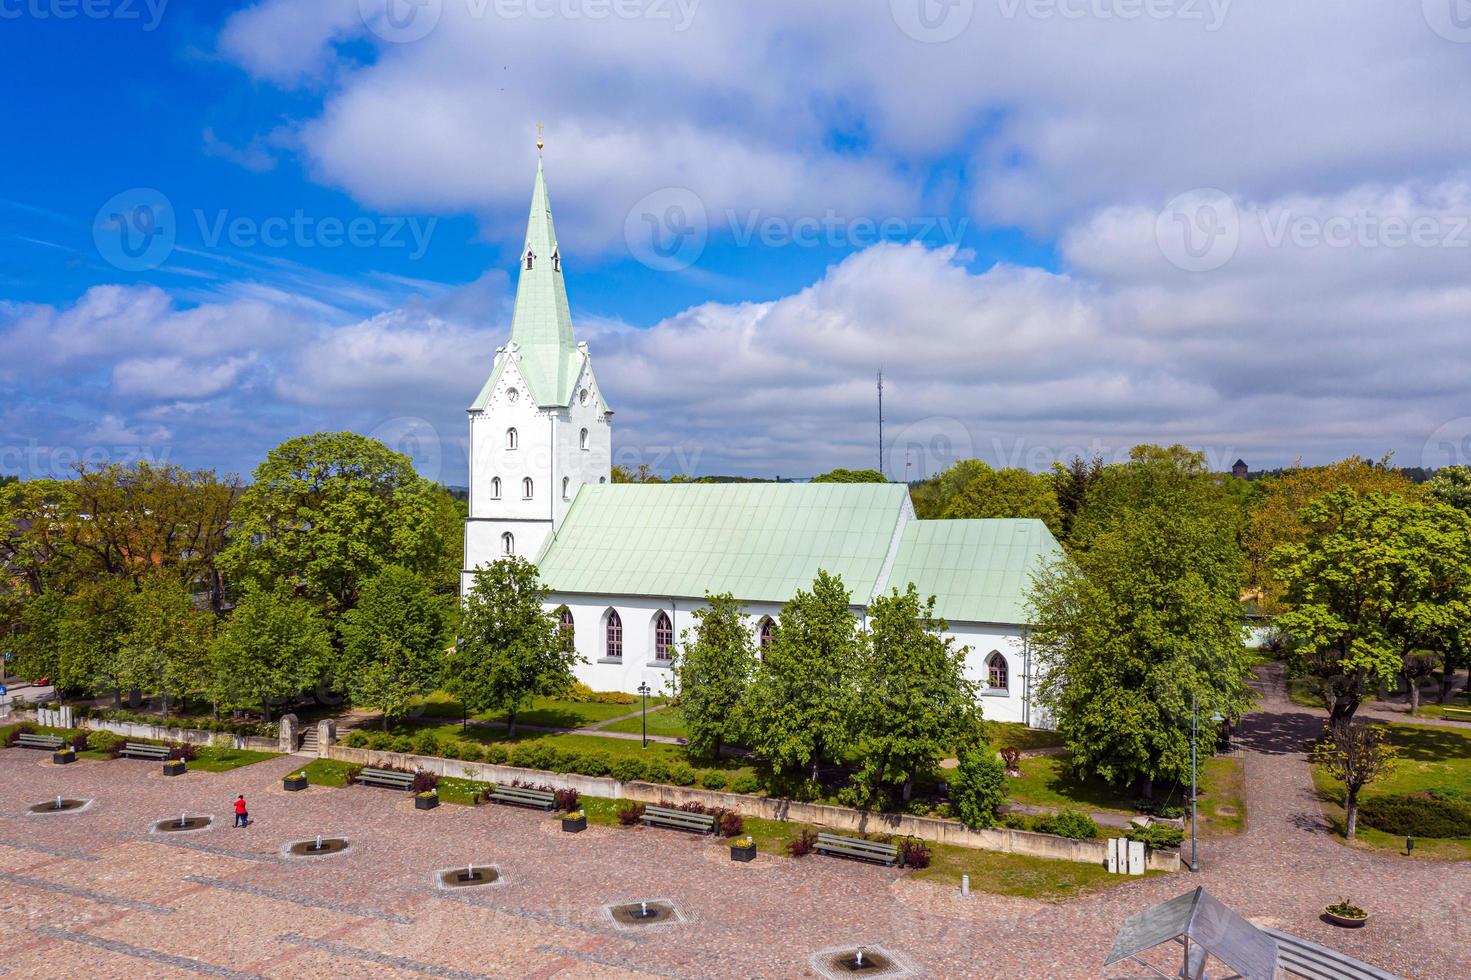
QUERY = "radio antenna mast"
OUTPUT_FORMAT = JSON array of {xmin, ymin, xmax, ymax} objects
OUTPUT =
[{"xmin": 877, "ymin": 369, "xmax": 884, "ymax": 478}]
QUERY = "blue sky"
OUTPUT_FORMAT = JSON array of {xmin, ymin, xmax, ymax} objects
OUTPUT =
[{"xmin": 5, "ymin": 1, "xmax": 1471, "ymax": 484}]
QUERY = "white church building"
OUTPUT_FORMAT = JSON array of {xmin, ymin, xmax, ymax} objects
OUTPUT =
[{"xmin": 462, "ymin": 156, "xmax": 1061, "ymax": 726}]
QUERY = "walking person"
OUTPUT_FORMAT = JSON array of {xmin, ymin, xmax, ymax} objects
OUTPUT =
[{"xmin": 233, "ymin": 794, "xmax": 248, "ymax": 828}]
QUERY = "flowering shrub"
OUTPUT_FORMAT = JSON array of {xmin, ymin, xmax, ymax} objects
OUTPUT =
[
  {"xmin": 411, "ymin": 770, "xmax": 440, "ymax": 794},
  {"xmin": 717, "ymin": 810, "xmax": 745, "ymax": 838},
  {"xmin": 787, "ymin": 830, "xmax": 819, "ymax": 857},
  {"xmin": 554, "ymin": 787, "xmax": 580, "ymax": 812},
  {"xmin": 167, "ymin": 742, "xmax": 198, "ymax": 762},
  {"xmin": 618, "ymin": 803, "xmax": 646, "ymax": 826},
  {"xmin": 897, "ymin": 837, "xmax": 932, "ymax": 869}
]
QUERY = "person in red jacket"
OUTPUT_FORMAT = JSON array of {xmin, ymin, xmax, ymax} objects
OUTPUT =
[{"xmin": 233, "ymin": 795, "xmax": 248, "ymax": 828}]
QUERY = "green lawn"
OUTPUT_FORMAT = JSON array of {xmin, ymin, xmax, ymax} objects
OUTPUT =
[
  {"xmin": 1007, "ymin": 753, "xmax": 1139, "ymax": 815},
  {"xmin": 437, "ymin": 776, "xmax": 492, "ymax": 806},
  {"xmin": 302, "ymin": 759, "xmax": 361, "ymax": 787},
  {"xmin": 601, "ymin": 705, "xmax": 689, "ymax": 739},
  {"xmin": 913, "ymin": 843, "xmax": 1158, "ymax": 901},
  {"xmin": 406, "ymin": 691, "xmax": 662, "ymax": 730},
  {"xmin": 188, "ymin": 748, "xmax": 281, "ymax": 772},
  {"xmin": 1195, "ymin": 756, "xmax": 1246, "ymax": 837},
  {"xmin": 986, "ymin": 722, "xmax": 1066, "ymax": 752},
  {"xmin": 1311, "ymin": 722, "xmax": 1471, "ymax": 860}
]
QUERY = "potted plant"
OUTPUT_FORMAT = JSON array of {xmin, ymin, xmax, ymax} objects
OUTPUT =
[
  {"xmin": 283, "ymin": 771, "xmax": 308, "ymax": 792},
  {"xmin": 1324, "ymin": 899, "xmax": 1368, "ymax": 928},
  {"xmin": 561, "ymin": 808, "xmax": 587, "ymax": 833},
  {"xmin": 163, "ymin": 758, "xmax": 186, "ymax": 777},
  {"xmin": 415, "ymin": 789, "xmax": 439, "ymax": 810},
  {"xmin": 730, "ymin": 834, "xmax": 757, "ymax": 862},
  {"xmin": 53, "ymin": 746, "xmax": 76, "ymax": 766}
]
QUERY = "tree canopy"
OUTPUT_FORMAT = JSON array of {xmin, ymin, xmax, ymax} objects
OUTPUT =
[
  {"xmin": 811, "ymin": 468, "xmax": 888, "ymax": 484},
  {"xmin": 669, "ymin": 592, "xmax": 758, "ymax": 759},
  {"xmin": 339, "ymin": 565, "xmax": 455, "ymax": 728}
]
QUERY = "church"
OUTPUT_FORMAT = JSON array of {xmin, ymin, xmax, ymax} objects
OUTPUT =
[{"xmin": 462, "ymin": 154, "xmax": 1060, "ymax": 726}]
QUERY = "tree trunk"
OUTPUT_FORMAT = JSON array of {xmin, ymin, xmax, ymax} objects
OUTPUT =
[
  {"xmin": 901, "ymin": 777, "xmax": 913, "ymax": 803},
  {"xmin": 1408, "ymin": 677, "xmax": 1421, "ymax": 716},
  {"xmin": 161, "ymin": 694, "xmax": 170, "ymax": 720},
  {"xmin": 1140, "ymin": 774, "xmax": 1154, "ymax": 801},
  {"xmin": 1345, "ymin": 786, "xmax": 1359, "ymax": 839},
  {"xmin": 381, "ymin": 713, "xmax": 389, "ymax": 732},
  {"xmin": 1328, "ymin": 699, "xmax": 1359, "ymax": 732},
  {"xmin": 507, "ymin": 708, "xmax": 517, "ymax": 739},
  {"xmin": 261, "ymin": 695, "xmax": 271, "ymax": 725}
]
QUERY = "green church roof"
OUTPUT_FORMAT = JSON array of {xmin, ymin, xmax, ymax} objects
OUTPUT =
[
  {"xmin": 887, "ymin": 518, "xmax": 1062, "ymax": 625},
  {"xmin": 536, "ymin": 483, "xmax": 910, "ymax": 605},
  {"xmin": 474, "ymin": 157, "xmax": 582, "ymax": 409},
  {"xmin": 535, "ymin": 484, "xmax": 1062, "ymax": 625}
]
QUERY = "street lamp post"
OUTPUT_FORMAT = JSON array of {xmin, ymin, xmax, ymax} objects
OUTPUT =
[
  {"xmin": 638, "ymin": 682, "xmax": 651, "ymax": 749},
  {"xmin": 1190, "ymin": 689, "xmax": 1226, "ymax": 873}
]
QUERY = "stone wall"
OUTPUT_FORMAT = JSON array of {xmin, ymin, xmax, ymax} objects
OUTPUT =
[
  {"xmin": 14, "ymin": 709, "xmax": 276, "ymax": 753},
  {"xmin": 324, "ymin": 744, "xmax": 1180, "ymax": 873}
]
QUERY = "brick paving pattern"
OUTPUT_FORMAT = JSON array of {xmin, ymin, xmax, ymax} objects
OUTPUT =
[{"xmin": 0, "ymin": 669, "xmax": 1466, "ymax": 978}]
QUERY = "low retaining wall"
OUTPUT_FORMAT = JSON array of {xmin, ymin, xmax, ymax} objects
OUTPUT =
[
  {"xmin": 13, "ymin": 709, "xmax": 276, "ymax": 753},
  {"xmin": 324, "ymin": 744, "xmax": 1180, "ymax": 873}
]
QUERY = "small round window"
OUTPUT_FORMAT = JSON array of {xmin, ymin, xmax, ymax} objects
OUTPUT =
[
  {"xmin": 506, "ymin": 388, "xmax": 519, "ymax": 403},
  {"xmin": 579, "ymin": 388, "xmax": 589, "ymax": 406}
]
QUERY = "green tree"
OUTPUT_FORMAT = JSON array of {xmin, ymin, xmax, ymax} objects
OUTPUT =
[
  {"xmin": 219, "ymin": 432, "xmax": 458, "ymax": 615},
  {"xmin": 1312, "ymin": 722, "xmax": 1397, "ymax": 839},
  {"xmin": 1274, "ymin": 490, "xmax": 1471, "ymax": 728},
  {"xmin": 943, "ymin": 463, "xmax": 1064, "ymax": 537},
  {"xmin": 446, "ymin": 558, "xmax": 579, "ymax": 736},
  {"xmin": 118, "ymin": 576, "xmax": 214, "ymax": 718},
  {"xmin": 210, "ymin": 589, "xmax": 332, "ymax": 722},
  {"xmin": 56, "ymin": 579, "xmax": 135, "ymax": 704},
  {"xmin": 1428, "ymin": 465, "xmax": 1471, "ymax": 513},
  {"xmin": 848, "ymin": 585, "xmax": 980, "ymax": 806},
  {"xmin": 742, "ymin": 571, "xmax": 863, "ymax": 784},
  {"xmin": 339, "ymin": 566, "xmax": 453, "ymax": 728},
  {"xmin": 1049, "ymin": 454, "xmax": 1103, "ymax": 542},
  {"xmin": 670, "ymin": 592, "xmax": 757, "ymax": 759},
  {"xmin": 10, "ymin": 590, "xmax": 65, "ymax": 689},
  {"xmin": 1030, "ymin": 445, "xmax": 1253, "ymax": 796},
  {"xmin": 811, "ymin": 468, "xmax": 887, "ymax": 484},
  {"xmin": 951, "ymin": 741, "xmax": 1008, "ymax": 829}
]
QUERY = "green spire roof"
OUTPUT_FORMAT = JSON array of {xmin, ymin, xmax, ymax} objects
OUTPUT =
[{"xmin": 506, "ymin": 158, "xmax": 580, "ymax": 407}]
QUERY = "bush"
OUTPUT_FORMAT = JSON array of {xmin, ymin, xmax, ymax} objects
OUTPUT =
[
  {"xmin": 999, "ymin": 813, "xmax": 1031, "ymax": 830},
  {"xmin": 554, "ymin": 752, "xmax": 585, "ymax": 774},
  {"xmin": 1126, "ymin": 824, "xmax": 1185, "ymax": 850},
  {"xmin": 367, "ymin": 731, "xmax": 395, "ymax": 751},
  {"xmin": 389, "ymin": 735, "xmax": 413, "ymax": 754},
  {"xmin": 717, "ymin": 810, "xmax": 745, "ymax": 837},
  {"xmin": 669, "ymin": 764, "xmax": 697, "ymax": 786},
  {"xmin": 644, "ymin": 760, "xmax": 672, "ymax": 784},
  {"xmin": 730, "ymin": 774, "xmax": 760, "ymax": 794},
  {"xmin": 1137, "ymin": 799, "xmax": 1186, "ymax": 819},
  {"xmin": 897, "ymin": 837, "xmax": 932, "ymax": 869},
  {"xmin": 618, "ymin": 803, "xmax": 646, "ymax": 826},
  {"xmin": 701, "ymin": 771, "xmax": 728, "ymax": 791},
  {"xmin": 210, "ymin": 733, "xmax": 235, "ymax": 749},
  {"xmin": 86, "ymin": 730, "xmax": 122, "ymax": 753},
  {"xmin": 577, "ymin": 753, "xmax": 613, "ymax": 777},
  {"xmin": 343, "ymin": 731, "xmax": 371, "ymax": 748},
  {"xmin": 553, "ymin": 787, "xmax": 580, "ymax": 812},
  {"xmin": 511, "ymin": 743, "xmax": 554, "ymax": 770},
  {"xmin": 1031, "ymin": 809, "xmax": 1099, "ymax": 840},
  {"xmin": 69, "ymin": 731, "xmax": 90, "ymax": 752},
  {"xmin": 168, "ymin": 742, "xmax": 198, "ymax": 762},
  {"xmin": 787, "ymin": 830, "xmax": 819, "ymax": 857},
  {"xmin": 3, "ymin": 723, "xmax": 36, "ymax": 747},
  {"xmin": 610, "ymin": 758, "xmax": 646, "ymax": 783},
  {"xmin": 564, "ymin": 682, "xmax": 638, "ymax": 705},
  {"xmin": 481, "ymin": 743, "xmax": 509, "ymax": 765},
  {"xmin": 1359, "ymin": 793, "xmax": 1471, "ymax": 839},
  {"xmin": 411, "ymin": 770, "xmax": 439, "ymax": 794},
  {"xmin": 457, "ymin": 742, "xmax": 484, "ymax": 763},
  {"xmin": 410, "ymin": 732, "xmax": 441, "ymax": 757},
  {"xmin": 951, "ymin": 745, "xmax": 1007, "ymax": 829}
]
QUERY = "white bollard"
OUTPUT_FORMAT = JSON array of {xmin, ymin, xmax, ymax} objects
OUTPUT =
[{"xmin": 961, "ymin": 874, "xmax": 970, "ymax": 897}]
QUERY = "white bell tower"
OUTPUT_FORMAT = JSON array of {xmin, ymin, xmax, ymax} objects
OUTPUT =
[{"xmin": 463, "ymin": 142, "xmax": 612, "ymax": 588}]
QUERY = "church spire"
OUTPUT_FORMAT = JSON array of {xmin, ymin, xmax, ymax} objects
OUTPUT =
[{"xmin": 507, "ymin": 143, "xmax": 579, "ymax": 407}]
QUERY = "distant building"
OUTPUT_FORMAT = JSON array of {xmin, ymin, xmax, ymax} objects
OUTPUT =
[{"xmin": 1231, "ymin": 459, "xmax": 1249, "ymax": 479}]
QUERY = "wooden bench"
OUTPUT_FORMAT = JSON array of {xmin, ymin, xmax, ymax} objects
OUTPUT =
[
  {"xmin": 14, "ymin": 733, "xmax": 64, "ymax": 751},
  {"xmin": 120, "ymin": 742, "xmax": 171, "ymax": 760},
  {"xmin": 815, "ymin": 832, "xmax": 900, "ymax": 867},
  {"xmin": 489, "ymin": 785, "xmax": 556, "ymax": 811},
  {"xmin": 1443, "ymin": 706, "xmax": 1471, "ymax": 723},
  {"xmin": 356, "ymin": 767, "xmax": 415, "ymax": 791},
  {"xmin": 640, "ymin": 804, "xmax": 716, "ymax": 835}
]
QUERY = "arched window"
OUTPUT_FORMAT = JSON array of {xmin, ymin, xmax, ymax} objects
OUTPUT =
[
  {"xmin": 653, "ymin": 610, "xmax": 673, "ymax": 662},
  {"xmin": 579, "ymin": 428, "xmax": 589, "ymax": 450},
  {"xmin": 599, "ymin": 476, "xmax": 606, "ymax": 484},
  {"xmin": 501, "ymin": 532, "xmax": 514, "ymax": 556},
  {"xmin": 562, "ymin": 476, "xmax": 570, "ymax": 500},
  {"xmin": 605, "ymin": 609, "xmax": 622, "ymax": 660},
  {"xmin": 552, "ymin": 249, "xmax": 561, "ymax": 272},
  {"xmin": 557, "ymin": 607, "xmax": 575, "ymax": 652},
  {"xmin": 490, "ymin": 477, "xmax": 502, "ymax": 500},
  {"xmin": 524, "ymin": 248, "xmax": 535, "ymax": 270},
  {"xmin": 522, "ymin": 477, "xmax": 534, "ymax": 499},
  {"xmin": 759, "ymin": 617, "xmax": 775, "ymax": 656},
  {"xmin": 987, "ymin": 652, "xmax": 1009, "ymax": 691},
  {"xmin": 506, "ymin": 428, "xmax": 518, "ymax": 450}
]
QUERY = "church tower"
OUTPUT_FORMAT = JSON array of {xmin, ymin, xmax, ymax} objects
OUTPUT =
[{"xmin": 463, "ymin": 148, "xmax": 612, "ymax": 586}]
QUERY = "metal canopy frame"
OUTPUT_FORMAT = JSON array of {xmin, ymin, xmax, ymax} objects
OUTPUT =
[{"xmin": 1104, "ymin": 887, "xmax": 1279, "ymax": 980}]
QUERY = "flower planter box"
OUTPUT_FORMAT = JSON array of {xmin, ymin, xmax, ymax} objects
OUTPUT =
[
  {"xmin": 53, "ymin": 750, "xmax": 75, "ymax": 765},
  {"xmin": 283, "ymin": 776, "xmax": 308, "ymax": 792},
  {"xmin": 162, "ymin": 760, "xmax": 186, "ymax": 777},
  {"xmin": 561, "ymin": 814, "xmax": 587, "ymax": 833},
  {"xmin": 415, "ymin": 794, "xmax": 439, "ymax": 810},
  {"xmin": 1324, "ymin": 909, "xmax": 1368, "ymax": 929},
  {"xmin": 730, "ymin": 842, "xmax": 757, "ymax": 862}
]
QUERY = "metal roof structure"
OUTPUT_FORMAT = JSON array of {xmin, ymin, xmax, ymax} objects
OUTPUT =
[
  {"xmin": 888, "ymin": 518, "xmax": 1062, "ymax": 624},
  {"xmin": 535, "ymin": 483, "xmax": 1065, "ymax": 623},
  {"xmin": 1104, "ymin": 887, "xmax": 1279, "ymax": 980}
]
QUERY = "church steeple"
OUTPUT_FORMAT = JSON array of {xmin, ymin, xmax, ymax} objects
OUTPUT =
[{"xmin": 507, "ymin": 151, "xmax": 579, "ymax": 407}]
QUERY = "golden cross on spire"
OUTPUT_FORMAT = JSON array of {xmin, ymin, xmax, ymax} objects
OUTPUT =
[{"xmin": 536, "ymin": 122, "xmax": 545, "ymax": 156}]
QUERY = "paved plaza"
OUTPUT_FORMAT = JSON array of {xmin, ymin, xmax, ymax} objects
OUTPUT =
[{"xmin": 0, "ymin": 677, "xmax": 1467, "ymax": 978}]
